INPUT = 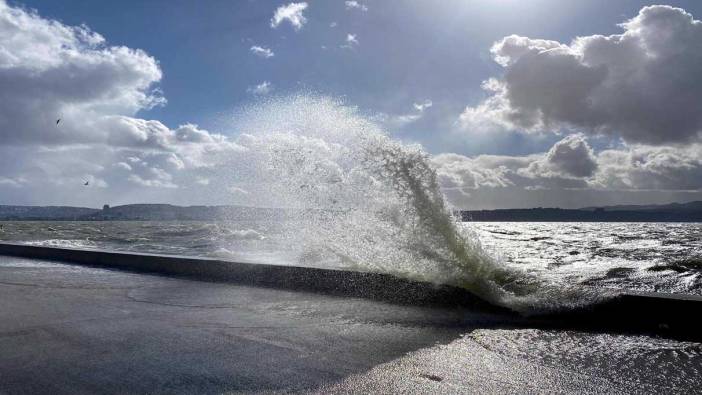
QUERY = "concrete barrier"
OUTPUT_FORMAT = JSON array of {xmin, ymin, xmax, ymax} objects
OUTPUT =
[
  {"xmin": 1, "ymin": 242, "xmax": 701, "ymax": 340},
  {"xmin": 0, "ymin": 242, "xmax": 495, "ymax": 309},
  {"xmin": 554, "ymin": 290, "xmax": 702, "ymax": 340}
]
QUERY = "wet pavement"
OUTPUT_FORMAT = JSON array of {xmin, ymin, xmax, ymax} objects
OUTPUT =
[{"xmin": 0, "ymin": 256, "xmax": 698, "ymax": 394}]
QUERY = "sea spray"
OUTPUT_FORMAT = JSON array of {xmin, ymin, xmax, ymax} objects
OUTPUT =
[{"xmin": 233, "ymin": 95, "xmax": 608, "ymax": 312}]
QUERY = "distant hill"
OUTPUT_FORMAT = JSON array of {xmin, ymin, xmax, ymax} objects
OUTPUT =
[
  {"xmin": 2, "ymin": 201, "xmax": 702, "ymax": 222},
  {"xmin": 0, "ymin": 205, "xmax": 99, "ymax": 220},
  {"xmin": 461, "ymin": 201, "xmax": 702, "ymax": 222},
  {"xmin": 0, "ymin": 204, "xmax": 286, "ymax": 221},
  {"xmin": 580, "ymin": 201, "xmax": 702, "ymax": 212}
]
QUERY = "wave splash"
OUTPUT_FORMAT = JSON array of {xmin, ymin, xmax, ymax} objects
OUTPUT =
[{"xmin": 233, "ymin": 95, "xmax": 606, "ymax": 313}]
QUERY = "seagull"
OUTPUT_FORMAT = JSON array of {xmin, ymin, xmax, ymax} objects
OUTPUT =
[{"xmin": 84, "ymin": 181, "xmax": 89, "ymax": 186}]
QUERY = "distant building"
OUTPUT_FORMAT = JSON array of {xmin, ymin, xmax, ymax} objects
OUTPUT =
[{"xmin": 103, "ymin": 205, "xmax": 110, "ymax": 211}]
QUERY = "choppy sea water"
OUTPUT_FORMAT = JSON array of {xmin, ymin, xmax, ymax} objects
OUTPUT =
[
  {"xmin": 472, "ymin": 222, "xmax": 702, "ymax": 296},
  {"xmin": 0, "ymin": 220, "xmax": 296, "ymax": 265},
  {"xmin": 1, "ymin": 220, "xmax": 700, "ymax": 297}
]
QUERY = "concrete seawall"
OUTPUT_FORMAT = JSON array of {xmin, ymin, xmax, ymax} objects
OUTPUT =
[
  {"xmin": 1, "ymin": 242, "xmax": 701, "ymax": 340},
  {"xmin": 0, "ymin": 242, "xmax": 492, "ymax": 309}
]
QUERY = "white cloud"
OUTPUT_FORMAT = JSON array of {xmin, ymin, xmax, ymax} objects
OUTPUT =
[
  {"xmin": 433, "ymin": 138, "xmax": 579, "ymax": 194},
  {"xmin": 174, "ymin": 123, "xmax": 225, "ymax": 144},
  {"xmin": 125, "ymin": 165, "xmax": 178, "ymax": 189},
  {"xmin": 413, "ymin": 99, "xmax": 433, "ymax": 112},
  {"xmin": 460, "ymin": 5, "xmax": 702, "ymax": 145},
  {"xmin": 383, "ymin": 114, "xmax": 421, "ymax": 129},
  {"xmin": 114, "ymin": 162, "xmax": 132, "ymax": 171},
  {"xmin": 0, "ymin": 1, "xmax": 248, "ymax": 204},
  {"xmin": 247, "ymin": 81, "xmax": 273, "ymax": 95},
  {"xmin": 0, "ymin": 1, "xmax": 164, "ymax": 146},
  {"xmin": 433, "ymin": 153, "xmax": 519, "ymax": 195},
  {"xmin": 0, "ymin": 2, "xmax": 240, "ymax": 166},
  {"xmin": 329, "ymin": 22, "xmax": 338, "ymax": 28},
  {"xmin": 128, "ymin": 174, "xmax": 177, "ymax": 189},
  {"xmin": 345, "ymin": 1, "xmax": 368, "ymax": 12},
  {"xmin": 433, "ymin": 135, "xmax": 702, "ymax": 199},
  {"xmin": 433, "ymin": 150, "xmax": 589, "ymax": 195},
  {"xmin": 0, "ymin": 176, "xmax": 25, "ymax": 188},
  {"xmin": 458, "ymin": 79, "xmax": 517, "ymax": 134},
  {"xmin": 228, "ymin": 186, "xmax": 249, "ymax": 195},
  {"xmin": 381, "ymin": 100, "xmax": 433, "ymax": 129},
  {"xmin": 594, "ymin": 144, "xmax": 702, "ymax": 191},
  {"xmin": 250, "ymin": 45, "xmax": 274, "ymax": 58},
  {"xmin": 166, "ymin": 153, "xmax": 186, "ymax": 170},
  {"xmin": 341, "ymin": 33, "xmax": 358, "ymax": 49},
  {"xmin": 270, "ymin": 2, "xmax": 308, "ymax": 31}
]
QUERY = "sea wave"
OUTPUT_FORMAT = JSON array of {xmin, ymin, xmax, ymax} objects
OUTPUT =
[
  {"xmin": 227, "ymin": 95, "xmax": 607, "ymax": 313},
  {"xmin": 24, "ymin": 239, "xmax": 97, "ymax": 250}
]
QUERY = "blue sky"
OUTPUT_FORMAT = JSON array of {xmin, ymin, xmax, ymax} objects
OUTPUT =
[
  {"xmin": 15, "ymin": 0, "xmax": 701, "ymax": 155},
  {"xmin": 2, "ymin": 0, "xmax": 702, "ymax": 208}
]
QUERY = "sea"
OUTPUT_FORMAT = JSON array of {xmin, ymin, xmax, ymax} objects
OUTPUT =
[{"xmin": 1, "ymin": 220, "xmax": 700, "ymax": 298}]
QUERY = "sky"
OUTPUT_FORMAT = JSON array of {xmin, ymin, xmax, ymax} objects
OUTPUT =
[{"xmin": 1, "ymin": 0, "xmax": 702, "ymax": 209}]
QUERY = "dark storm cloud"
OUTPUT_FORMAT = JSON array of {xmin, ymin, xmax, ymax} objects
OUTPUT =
[{"xmin": 537, "ymin": 134, "xmax": 598, "ymax": 178}]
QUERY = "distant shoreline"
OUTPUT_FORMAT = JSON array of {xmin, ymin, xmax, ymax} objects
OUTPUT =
[
  {"xmin": 1, "ymin": 201, "xmax": 701, "ymax": 222},
  {"xmin": 460, "ymin": 208, "xmax": 702, "ymax": 222}
]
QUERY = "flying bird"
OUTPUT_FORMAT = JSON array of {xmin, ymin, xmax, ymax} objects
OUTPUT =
[
  {"xmin": 56, "ymin": 118, "xmax": 60, "ymax": 125},
  {"xmin": 84, "ymin": 181, "xmax": 89, "ymax": 186}
]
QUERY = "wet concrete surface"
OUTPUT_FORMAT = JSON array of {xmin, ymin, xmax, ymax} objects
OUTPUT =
[
  {"xmin": 1, "ymin": 256, "xmax": 699, "ymax": 394},
  {"xmin": 0, "ymin": 256, "xmax": 512, "ymax": 394}
]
